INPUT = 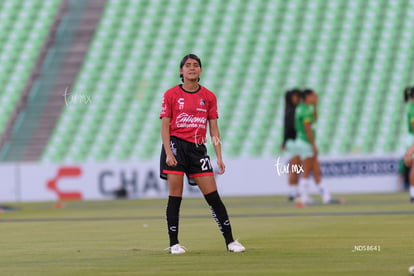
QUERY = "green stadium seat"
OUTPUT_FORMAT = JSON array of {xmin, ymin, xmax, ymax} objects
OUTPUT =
[
  {"xmin": 0, "ymin": 0, "xmax": 60, "ymax": 139},
  {"xmin": 40, "ymin": 0, "xmax": 414, "ymax": 162}
]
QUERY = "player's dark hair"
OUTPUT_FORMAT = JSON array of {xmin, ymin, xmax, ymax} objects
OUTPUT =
[
  {"xmin": 404, "ymin": 86, "xmax": 414, "ymax": 103},
  {"xmin": 283, "ymin": 89, "xmax": 299, "ymax": 145},
  {"xmin": 179, "ymin": 54, "xmax": 202, "ymax": 82},
  {"xmin": 300, "ymin": 88, "xmax": 314, "ymax": 100},
  {"xmin": 285, "ymin": 88, "xmax": 301, "ymax": 106},
  {"xmin": 291, "ymin": 89, "xmax": 301, "ymax": 100}
]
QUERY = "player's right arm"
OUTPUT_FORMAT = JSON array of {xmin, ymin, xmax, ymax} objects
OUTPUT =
[{"xmin": 161, "ymin": 117, "xmax": 178, "ymax": 167}]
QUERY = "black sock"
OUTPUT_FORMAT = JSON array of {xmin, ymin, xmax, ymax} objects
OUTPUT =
[
  {"xmin": 166, "ymin": 196, "xmax": 182, "ymax": 247},
  {"xmin": 204, "ymin": 190, "xmax": 234, "ymax": 245}
]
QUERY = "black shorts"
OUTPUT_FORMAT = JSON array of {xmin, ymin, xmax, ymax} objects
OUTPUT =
[{"xmin": 160, "ymin": 136, "xmax": 214, "ymax": 185}]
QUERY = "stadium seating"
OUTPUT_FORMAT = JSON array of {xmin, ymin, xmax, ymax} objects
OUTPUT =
[
  {"xmin": 0, "ymin": 0, "xmax": 60, "ymax": 137},
  {"xmin": 41, "ymin": 0, "xmax": 414, "ymax": 162}
]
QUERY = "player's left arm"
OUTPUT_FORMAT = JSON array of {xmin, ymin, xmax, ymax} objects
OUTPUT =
[
  {"xmin": 313, "ymin": 93, "xmax": 318, "ymax": 121},
  {"xmin": 208, "ymin": 119, "xmax": 225, "ymax": 174}
]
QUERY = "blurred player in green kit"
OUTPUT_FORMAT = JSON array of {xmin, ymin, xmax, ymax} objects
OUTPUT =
[
  {"xmin": 295, "ymin": 89, "xmax": 342, "ymax": 205},
  {"xmin": 403, "ymin": 87, "xmax": 414, "ymax": 202}
]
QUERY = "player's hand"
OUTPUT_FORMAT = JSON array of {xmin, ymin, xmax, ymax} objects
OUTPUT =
[
  {"xmin": 280, "ymin": 144, "xmax": 285, "ymax": 151},
  {"xmin": 217, "ymin": 159, "xmax": 226, "ymax": 174},
  {"xmin": 312, "ymin": 144, "xmax": 318, "ymax": 157},
  {"xmin": 166, "ymin": 154, "xmax": 178, "ymax": 167}
]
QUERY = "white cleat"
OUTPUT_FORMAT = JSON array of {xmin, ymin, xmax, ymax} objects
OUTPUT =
[
  {"xmin": 227, "ymin": 240, "xmax": 246, "ymax": 253},
  {"xmin": 169, "ymin": 244, "xmax": 186, "ymax": 254},
  {"xmin": 295, "ymin": 195, "xmax": 316, "ymax": 206}
]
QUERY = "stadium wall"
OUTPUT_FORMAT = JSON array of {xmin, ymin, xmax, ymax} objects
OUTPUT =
[{"xmin": 0, "ymin": 155, "xmax": 402, "ymax": 203}]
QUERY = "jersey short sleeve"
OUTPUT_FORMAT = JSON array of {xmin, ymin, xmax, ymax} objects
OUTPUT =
[
  {"xmin": 207, "ymin": 92, "xmax": 219, "ymax": 120},
  {"xmin": 302, "ymin": 107, "xmax": 313, "ymax": 123},
  {"xmin": 160, "ymin": 89, "xmax": 173, "ymax": 118},
  {"xmin": 295, "ymin": 103, "xmax": 314, "ymax": 143},
  {"xmin": 296, "ymin": 104, "xmax": 312, "ymax": 124}
]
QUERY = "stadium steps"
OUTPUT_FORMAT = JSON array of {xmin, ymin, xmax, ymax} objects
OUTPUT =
[
  {"xmin": 0, "ymin": 0, "xmax": 81, "ymax": 162},
  {"xmin": 0, "ymin": 0, "xmax": 63, "ymax": 161},
  {"xmin": 21, "ymin": 0, "xmax": 107, "ymax": 161}
]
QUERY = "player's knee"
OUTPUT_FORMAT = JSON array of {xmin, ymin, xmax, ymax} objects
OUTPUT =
[{"xmin": 195, "ymin": 177, "xmax": 217, "ymax": 195}]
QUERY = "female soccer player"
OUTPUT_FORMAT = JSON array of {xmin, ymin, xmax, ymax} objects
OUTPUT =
[
  {"xmin": 160, "ymin": 54, "xmax": 246, "ymax": 254},
  {"xmin": 295, "ymin": 89, "xmax": 335, "ymax": 204},
  {"xmin": 403, "ymin": 86, "xmax": 414, "ymax": 202},
  {"xmin": 281, "ymin": 89, "xmax": 301, "ymax": 200}
]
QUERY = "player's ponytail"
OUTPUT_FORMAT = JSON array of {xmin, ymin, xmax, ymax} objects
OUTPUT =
[
  {"xmin": 285, "ymin": 90, "xmax": 293, "ymax": 106},
  {"xmin": 404, "ymin": 87, "xmax": 414, "ymax": 103}
]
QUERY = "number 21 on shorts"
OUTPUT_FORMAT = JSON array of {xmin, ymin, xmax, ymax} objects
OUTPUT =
[{"xmin": 200, "ymin": 158, "xmax": 212, "ymax": 171}]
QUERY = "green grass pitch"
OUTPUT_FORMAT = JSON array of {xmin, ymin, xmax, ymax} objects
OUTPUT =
[{"xmin": 0, "ymin": 193, "xmax": 413, "ymax": 275}]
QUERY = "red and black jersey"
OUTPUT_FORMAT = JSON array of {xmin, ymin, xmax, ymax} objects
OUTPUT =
[{"xmin": 160, "ymin": 84, "xmax": 218, "ymax": 143}]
